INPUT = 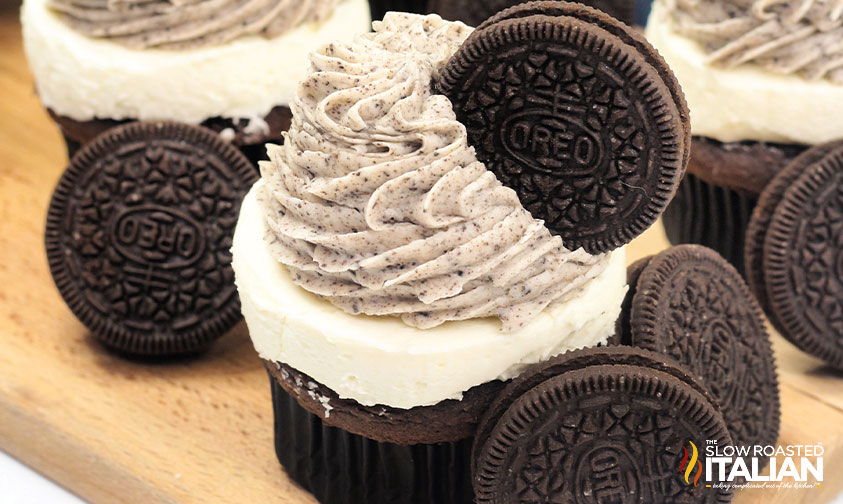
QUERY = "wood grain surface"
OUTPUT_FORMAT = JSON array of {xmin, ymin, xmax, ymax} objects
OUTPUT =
[{"xmin": 1, "ymin": 3, "xmax": 841, "ymax": 502}]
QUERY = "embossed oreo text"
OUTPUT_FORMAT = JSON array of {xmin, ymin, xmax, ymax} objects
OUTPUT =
[
  {"xmin": 502, "ymin": 111, "xmax": 602, "ymax": 175},
  {"xmin": 112, "ymin": 206, "xmax": 204, "ymax": 268},
  {"xmin": 576, "ymin": 445, "xmax": 639, "ymax": 503}
]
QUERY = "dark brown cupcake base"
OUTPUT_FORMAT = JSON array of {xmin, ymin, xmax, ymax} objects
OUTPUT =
[
  {"xmin": 269, "ymin": 371, "xmax": 474, "ymax": 504},
  {"xmin": 266, "ymin": 360, "xmax": 505, "ymax": 445},
  {"xmin": 662, "ymin": 136, "xmax": 807, "ymax": 274},
  {"xmin": 49, "ymin": 106, "xmax": 292, "ymax": 164}
]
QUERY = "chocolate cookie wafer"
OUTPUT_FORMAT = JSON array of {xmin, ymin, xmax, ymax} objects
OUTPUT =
[
  {"xmin": 615, "ymin": 255, "xmax": 653, "ymax": 344},
  {"xmin": 470, "ymin": 346, "xmax": 718, "ymax": 477},
  {"xmin": 45, "ymin": 121, "xmax": 257, "ymax": 356},
  {"xmin": 745, "ymin": 141, "xmax": 843, "ymax": 317},
  {"xmin": 472, "ymin": 347, "xmax": 733, "ymax": 503},
  {"xmin": 473, "ymin": 0, "xmax": 691, "ymax": 167},
  {"xmin": 474, "ymin": 0, "xmax": 690, "ymax": 156},
  {"xmin": 437, "ymin": 1, "xmax": 689, "ymax": 254},
  {"xmin": 628, "ymin": 245, "xmax": 780, "ymax": 452},
  {"xmin": 764, "ymin": 150, "xmax": 843, "ymax": 369}
]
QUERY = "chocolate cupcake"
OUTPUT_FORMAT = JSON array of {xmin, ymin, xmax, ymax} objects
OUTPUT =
[
  {"xmin": 26, "ymin": 0, "xmax": 372, "ymax": 356},
  {"xmin": 232, "ymin": 4, "xmax": 691, "ymax": 501},
  {"xmin": 645, "ymin": 0, "xmax": 843, "ymax": 273},
  {"xmin": 21, "ymin": 0, "xmax": 371, "ymax": 162},
  {"xmin": 233, "ymin": 13, "xmax": 628, "ymax": 496}
]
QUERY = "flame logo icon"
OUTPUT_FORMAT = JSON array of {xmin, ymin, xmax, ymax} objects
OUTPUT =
[{"xmin": 679, "ymin": 441, "xmax": 702, "ymax": 486}]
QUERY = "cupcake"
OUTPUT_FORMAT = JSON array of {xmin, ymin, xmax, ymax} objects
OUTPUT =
[
  {"xmin": 233, "ymin": 2, "xmax": 692, "ymax": 500},
  {"xmin": 645, "ymin": 0, "xmax": 843, "ymax": 273},
  {"xmin": 233, "ymin": 13, "xmax": 627, "ymax": 498},
  {"xmin": 27, "ymin": 0, "xmax": 372, "ymax": 356},
  {"xmin": 21, "ymin": 0, "xmax": 372, "ymax": 161}
]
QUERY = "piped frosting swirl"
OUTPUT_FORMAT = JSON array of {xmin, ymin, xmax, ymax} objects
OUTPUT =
[
  {"xmin": 258, "ymin": 13, "xmax": 609, "ymax": 332},
  {"xmin": 48, "ymin": 0, "xmax": 339, "ymax": 49},
  {"xmin": 667, "ymin": 0, "xmax": 843, "ymax": 83}
]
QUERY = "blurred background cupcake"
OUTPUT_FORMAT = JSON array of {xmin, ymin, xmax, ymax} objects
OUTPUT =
[
  {"xmin": 25, "ymin": 0, "xmax": 372, "ymax": 357},
  {"xmin": 21, "ymin": 0, "xmax": 371, "ymax": 162},
  {"xmin": 646, "ymin": 0, "xmax": 843, "ymax": 273},
  {"xmin": 370, "ymin": 0, "xmax": 635, "ymax": 26}
]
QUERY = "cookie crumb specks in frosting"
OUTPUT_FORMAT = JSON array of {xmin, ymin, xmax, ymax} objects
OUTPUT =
[
  {"xmin": 259, "ymin": 13, "xmax": 610, "ymax": 332},
  {"xmin": 48, "ymin": 0, "xmax": 340, "ymax": 49},
  {"xmin": 667, "ymin": 0, "xmax": 843, "ymax": 83}
]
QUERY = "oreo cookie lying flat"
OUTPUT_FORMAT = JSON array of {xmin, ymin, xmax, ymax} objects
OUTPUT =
[
  {"xmin": 426, "ymin": 0, "xmax": 634, "ymax": 29},
  {"xmin": 45, "ymin": 121, "xmax": 257, "ymax": 356},
  {"xmin": 472, "ymin": 346, "xmax": 733, "ymax": 503},
  {"xmin": 625, "ymin": 245, "xmax": 780, "ymax": 452},
  {"xmin": 438, "ymin": 1, "xmax": 689, "ymax": 254},
  {"xmin": 763, "ymin": 148, "xmax": 843, "ymax": 369}
]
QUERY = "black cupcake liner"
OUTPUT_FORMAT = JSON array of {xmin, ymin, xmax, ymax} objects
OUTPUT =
[
  {"xmin": 661, "ymin": 172, "xmax": 758, "ymax": 274},
  {"xmin": 368, "ymin": 0, "xmax": 429, "ymax": 22},
  {"xmin": 269, "ymin": 373, "xmax": 474, "ymax": 504},
  {"xmin": 61, "ymin": 133, "xmax": 83, "ymax": 159}
]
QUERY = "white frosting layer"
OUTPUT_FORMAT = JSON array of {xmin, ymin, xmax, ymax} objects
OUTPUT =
[
  {"xmin": 233, "ymin": 182, "xmax": 627, "ymax": 409},
  {"xmin": 20, "ymin": 0, "xmax": 370, "ymax": 123},
  {"xmin": 646, "ymin": 0, "xmax": 843, "ymax": 144}
]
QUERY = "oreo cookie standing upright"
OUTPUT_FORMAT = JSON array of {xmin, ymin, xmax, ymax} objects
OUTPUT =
[
  {"xmin": 627, "ymin": 245, "xmax": 780, "ymax": 452},
  {"xmin": 744, "ymin": 140, "xmax": 843, "ymax": 317},
  {"xmin": 763, "ymin": 147, "xmax": 843, "ymax": 369},
  {"xmin": 45, "ymin": 121, "xmax": 257, "ymax": 356},
  {"xmin": 438, "ymin": 1, "xmax": 689, "ymax": 254},
  {"xmin": 472, "ymin": 346, "xmax": 733, "ymax": 504},
  {"xmin": 615, "ymin": 254, "xmax": 653, "ymax": 344}
]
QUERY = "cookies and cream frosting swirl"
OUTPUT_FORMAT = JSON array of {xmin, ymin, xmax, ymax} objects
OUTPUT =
[
  {"xmin": 258, "ymin": 12, "xmax": 609, "ymax": 332},
  {"xmin": 668, "ymin": 0, "xmax": 843, "ymax": 83},
  {"xmin": 48, "ymin": 0, "xmax": 339, "ymax": 49}
]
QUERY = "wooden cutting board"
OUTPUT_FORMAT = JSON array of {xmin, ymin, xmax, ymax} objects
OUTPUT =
[{"xmin": 1, "ymin": 5, "xmax": 841, "ymax": 503}]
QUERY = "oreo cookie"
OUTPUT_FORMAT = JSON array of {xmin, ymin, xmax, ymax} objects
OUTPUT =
[
  {"xmin": 438, "ymin": 1, "xmax": 689, "ymax": 254},
  {"xmin": 763, "ymin": 148, "xmax": 843, "ymax": 369},
  {"xmin": 472, "ymin": 346, "xmax": 733, "ymax": 503},
  {"xmin": 426, "ymin": 0, "xmax": 634, "ymax": 28},
  {"xmin": 744, "ymin": 141, "xmax": 842, "ymax": 317},
  {"xmin": 45, "ymin": 121, "xmax": 257, "ymax": 356},
  {"xmin": 474, "ymin": 1, "xmax": 691, "ymax": 166},
  {"xmin": 615, "ymin": 255, "xmax": 652, "ymax": 344},
  {"xmin": 626, "ymin": 245, "xmax": 780, "ymax": 452}
]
